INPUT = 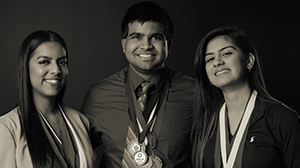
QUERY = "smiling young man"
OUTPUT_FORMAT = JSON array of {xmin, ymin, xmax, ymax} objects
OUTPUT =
[{"xmin": 81, "ymin": 1, "xmax": 195, "ymax": 168}]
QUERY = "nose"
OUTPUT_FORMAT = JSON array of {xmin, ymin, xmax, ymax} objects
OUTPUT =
[
  {"xmin": 50, "ymin": 62, "xmax": 61, "ymax": 75},
  {"xmin": 213, "ymin": 57, "xmax": 225, "ymax": 67},
  {"xmin": 140, "ymin": 38, "xmax": 153, "ymax": 50}
]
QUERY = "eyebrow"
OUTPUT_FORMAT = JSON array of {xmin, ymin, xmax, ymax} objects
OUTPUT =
[
  {"xmin": 128, "ymin": 32, "xmax": 143, "ymax": 37},
  {"xmin": 128, "ymin": 32, "xmax": 165, "ymax": 38},
  {"xmin": 205, "ymin": 46, "xmax": 237, "ymax": 57},
  {"xmin": 36, "ymin": 55, "xmax": 67, "ymax": 60}
]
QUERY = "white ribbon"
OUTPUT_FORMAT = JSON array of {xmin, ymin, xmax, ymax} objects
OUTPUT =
[
  {"xmin": 59, "ymin": 105, "xmax": 87, "ymax": 168},
  {"xmin": 219, "ymin": 90, "xmax": 257, "ymax": 168}
]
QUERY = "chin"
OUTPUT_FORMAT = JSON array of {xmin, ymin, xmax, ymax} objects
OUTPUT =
[{"xmin": 44, "ymin": 90, "xmax": 61, "ymax": 97}]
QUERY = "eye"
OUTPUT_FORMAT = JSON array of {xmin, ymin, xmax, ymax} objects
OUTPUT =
[
  {"xmin": 58, "ymin": 59, "xmax": 68, "ymax": 66},
  {"xmin": 151, "ymin": 33, "xmax": 165, "ymax": 42},
  {"xmin": 151, "ymin": 35, "xmax": 164, "ymax": 41},
  {"xmin": 130, "ymin": 35, "xmax": 142, "ymax": 40},
  {"xmin": 222, "ymin": 52, "xmax": 232, "ymax": 56},
  {"xmin": 205, "ymin": 56, "xmax": 214, "ymax": 63},
  {"xmin": 39, "ymin": 60, "xmax": 50, "ymax": 65}
]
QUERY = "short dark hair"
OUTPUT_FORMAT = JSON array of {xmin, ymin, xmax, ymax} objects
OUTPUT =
[{"xmin": 121, "ymin": 1, "xmax": 173, "ymax": 41}]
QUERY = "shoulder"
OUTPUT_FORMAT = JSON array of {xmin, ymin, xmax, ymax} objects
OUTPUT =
[
  {"xmin": 169, "ymin": 69, "xmax": 195, "ymax": 82},
  {"xmin": 266, "ymin": 102, "xmax": 298, "ymax": 119},
  {"xmin": 0, "ymin": 107, "xmax": 21, "ymax": 129},
  {"xmin": 261, "ymin": 99, "xmax": 299, "ymax": 127},
  {"xmin": 0, "ymin": 107, "xmax": 21, "ymax": 141},
  {"xmin": 166, "ymin": 69, "xmax": 195, "ymax": 103},
  {"xmin": 84, "ymin": 68, "xmax": 127, "ymax": 103},
  {"xmin": 89, "ymin": 68, "xmax": 127, "ymax": 91},
  {"xmin": 167, "ymin": 68, "xmax": 196, "ymax": 89},
  {"xmin": 61, "ymin": 105, "xmax": 89, "ymax": 124}
]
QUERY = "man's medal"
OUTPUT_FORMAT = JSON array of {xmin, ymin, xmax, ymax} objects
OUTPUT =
[
  {"xmin": 150, "ymin": 155, "xmax": 162, "ymax": 168},
  {"xmin": 123, "ymin": 69, "xmax": 169, "ymax": 168},
  {"xmin": 128, "ymin": 139, "xmax": 146, "ymax": 156},
  {"xmin": 148, "ymin": 132, "xmax": 163, "ymax": 168}
]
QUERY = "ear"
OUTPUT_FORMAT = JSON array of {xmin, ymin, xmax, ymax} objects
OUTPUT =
[
  {"xmin": 121, "ymin": 38, "xmax": 126, "ymax": 53},
  {"xmin": 167, "ymin": 39, "xmax": 173, "ymax": 52},
  {"xmin": 247, "ymin": 53, "xmax": 255, "ymax": 71}
]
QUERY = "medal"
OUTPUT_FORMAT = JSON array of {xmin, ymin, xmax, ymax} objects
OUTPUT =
[
  {"xmin": 140, "ymin": 156, "xmax": 153, "ymax": 168},
  {"xmin": 128, "ymin": 139, "xmax": 146, "ymax": 156},
  {"xmin": 219, "ymin": 90, "xmax": 257, "ymax": 168},
  {"xmin": 134, "ymin": 150, "xmax": 148, "ymax": 166},
  {"xmin": 150, "ymin": 155, "xmax": 162, "ymax": 168}
]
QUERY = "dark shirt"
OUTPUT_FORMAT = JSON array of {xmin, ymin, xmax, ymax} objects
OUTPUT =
[
  {"xmin": 81, "ymin": 67, "xmax": 195, "ymax": 168},
  {"xmin": 39, "ymin": 111, "xmax": 78, "ymax": 168},
  {"xmin": 203, "ymin": 95, "xmax": 300, "ymax": 168}
]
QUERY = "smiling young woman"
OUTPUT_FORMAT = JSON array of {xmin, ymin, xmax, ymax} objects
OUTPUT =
[
  {"xmin": 0, "ymin": 30, "xmax": 97, "ymax": 168},
  {"xmin": 192, "ymin": 26, "xmax": 300, "ymax": 168}
]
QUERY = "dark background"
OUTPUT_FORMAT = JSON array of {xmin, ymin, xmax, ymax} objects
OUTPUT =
[{"xmin": 1, "ymin": 0, "xmax": 299, "ymax": 115}]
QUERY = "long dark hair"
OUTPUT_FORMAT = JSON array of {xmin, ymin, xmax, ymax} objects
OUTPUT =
[
  {"xmin": 17, "ymin": 30, "xmax": 68, "ymax": 167},
  {"xmin": 192, "ymin": 26, "xmax": 274, "ymax": 168}
]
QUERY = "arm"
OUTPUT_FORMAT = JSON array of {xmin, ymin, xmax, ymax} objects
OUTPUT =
[
  {"xmin": 81, "ymin": 89, "xmax": 102, "ymax": 148},
  {"xmin": 0, "ymin": 122, "xmax": 16, "ymax": 168},
  {"xmin": 278, "ymin": 108, "xmax": 300, "ymax": 168}
]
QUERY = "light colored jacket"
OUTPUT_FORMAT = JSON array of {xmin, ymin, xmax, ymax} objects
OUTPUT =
[{"xmin": 0, "ymin": 105, "xmax": 97, "ymax": 168}]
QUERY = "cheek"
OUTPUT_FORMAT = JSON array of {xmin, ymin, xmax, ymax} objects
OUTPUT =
[
  {"xmin": 205, "ymin": 64, "xmax": 214, "ymax": 80},
  {"xmin": 233, "ymin": 58, "xmax": 247, "ymax": 75},
  {"xmin": 63, "ymin": 68, "xmax": 69, "ymax": 78},
  {"xmin": 124, "ymin": 41, "xmax": 138, "ymax": 52},
  {"xmin": 29, "ymin": 65, "xmax": 46, "ymax": 84},
  {"xmin": 29, "ymin": 65, "xmax": 38, "ymax": 82},
  {"xmin": 155, "ymin": 42, "xmax": 167, "ymax": 53}
]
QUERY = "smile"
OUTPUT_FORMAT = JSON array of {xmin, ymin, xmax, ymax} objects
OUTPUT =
[
  {"xmin": 44, "ymin": 79, "xmax": 61, "ymax": 85},
  {"xmin": 215, "ymin": 69, "xmax": 230, "ymax": 76},
  {"xmin": 137, "ymin": 54, "xmax": 154, "ymax": 58}
]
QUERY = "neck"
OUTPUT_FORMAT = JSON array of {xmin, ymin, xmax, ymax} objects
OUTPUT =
[
  {"xmin": 129, "ymin": 64, "xmax": 163, "ymax": 81},
  {"xmin": 33, "ymin": 95, "xmax": 58, "ymax": 116},
  {"xmin": 222, "ymin": 85, "xmax": 252, "ymax": 115}
]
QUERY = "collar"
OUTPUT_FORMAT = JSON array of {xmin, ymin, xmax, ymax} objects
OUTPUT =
[
  {"xmin": 127, "ymin": 66, "xmax": 166, "ymax": 90},
  {"xmin": 248, "ymin": 94, "xmax": 280, "ymax": 128}
]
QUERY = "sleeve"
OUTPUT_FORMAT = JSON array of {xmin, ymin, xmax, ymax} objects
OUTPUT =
[
  {"xmin": 278, "ymin": 108, "xmax": 300, "ymax": 168},
  {"xmin": 0, "ymin": 122, "xmax": 16, "ymax": 168},
  {"xmin": 81, "ymin": 88, "xmax": 102, "ymax": 148}
]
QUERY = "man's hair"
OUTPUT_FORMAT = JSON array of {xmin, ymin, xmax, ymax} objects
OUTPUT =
[{"xmin": 121, "ymin": 1, "xmax": 173, "ymax": 41}]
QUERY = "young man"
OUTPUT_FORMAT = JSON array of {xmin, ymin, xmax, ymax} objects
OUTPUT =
[{"xmin": 81, "ymin": 2, "xmax": 195, "ymax": 167}]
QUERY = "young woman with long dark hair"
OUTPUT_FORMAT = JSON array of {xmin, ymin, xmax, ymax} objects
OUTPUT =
[
  {"xmin": 192, "ymin": 26, "xmax": 300, "ymax": 168},
  {"xmin": 0, "ymin": 30, "xmax": 96, "ymax": 167}
]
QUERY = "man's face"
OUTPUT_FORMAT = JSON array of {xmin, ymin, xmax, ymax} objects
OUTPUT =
[{"xmin": 121, "ymin": 21, "xmax": 169, "ymax": 76}]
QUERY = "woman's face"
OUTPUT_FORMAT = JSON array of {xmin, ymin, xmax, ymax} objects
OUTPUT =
[
  {"xmin": 204, "ymin": 36, "xmax": 249, "ymax": 91},
  {"xmin": 29, "ymin": 42, "xmax": 68, "ymax": 100}
]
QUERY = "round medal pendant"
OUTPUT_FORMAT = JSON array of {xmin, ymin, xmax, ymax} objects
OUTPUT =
[
  {"xmin": 150, "ymin": 155, "xmax": 163, "ymax": 168},
  {"xmin": 128, "ymin": 140, "xmax": 146, "ymax": 156},
  {"xmin": 139, "ymin": 156, "xmax": 153, "ymax": 168},
  {"xmin": 134, "ymin": 151, "xmax": 148, "ymax": 166}
]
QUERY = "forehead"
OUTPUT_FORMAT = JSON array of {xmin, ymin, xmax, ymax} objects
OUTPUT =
[
  {"xmin": 206, "ymin": 36, "xmax": 236, "ymax": 52},
  {"xmin": 127, "ymin": 21, "xmax": 164, "ymax": 34},
  {"xmin": 32, "ymin": 42, "xmax": 66, "ymax": 58}
]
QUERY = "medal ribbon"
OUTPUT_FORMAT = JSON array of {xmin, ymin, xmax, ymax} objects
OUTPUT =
[
  {"xmin": 125, "ymin": 69, "xmax": 170, "ymax": 144},
  {"xmin": 38, "ymin": 104, "xmax": 87, "ymax": 168},
  {"xmin": 219, "ymin": 90, "xmax": 257, "ymax": 168}
]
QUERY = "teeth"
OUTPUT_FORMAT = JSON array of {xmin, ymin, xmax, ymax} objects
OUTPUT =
[
  {"xmin": 138, "ymin": 54, "xmax": 152, "ymax": 58},
  {"xmin": 216, "ymin": 70, "xmax": 230, "ymax": 76},
  {"xmin": 45, "ymin": 79, "xmax": 60, "ymax": 84}
]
